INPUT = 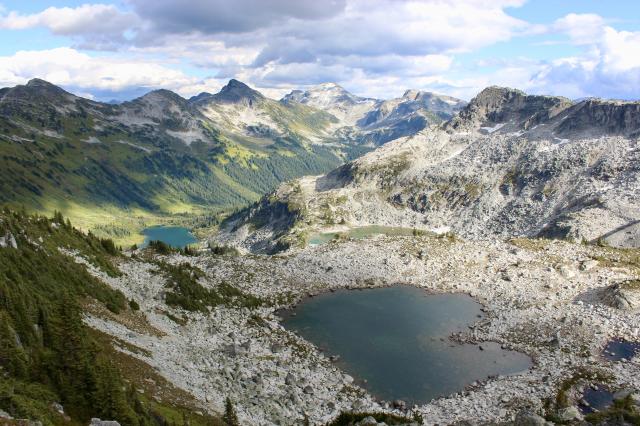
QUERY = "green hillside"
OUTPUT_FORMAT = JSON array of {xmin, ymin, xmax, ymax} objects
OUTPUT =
[
  {"xmin": 0, "ymin": 209, "xmax": 223, "ymax": 425},
  {"xmin": 0, "ymin": 79, "xmax": 368, "ymax": 244}
]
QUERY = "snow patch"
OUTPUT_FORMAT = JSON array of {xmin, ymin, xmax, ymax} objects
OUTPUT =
[
  {"xmin": 84, "ymin": 136, "xmax": 101, "ymax": 144},
  {"xmin": 116, "ymin": 140, "xmax": 152, "ymax": 153},
  {"xmin": 480, "ymin": 123, "xmax": 505, "ymax": 134}
]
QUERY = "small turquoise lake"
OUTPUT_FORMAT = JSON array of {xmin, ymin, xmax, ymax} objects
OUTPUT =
[
  {"xmin": 281, "ymin": 286, "xmax": 531, "ymax": 405},
  {"xmin": 141, "ymin": 226, "xmax": 198, "ymax": 249}
]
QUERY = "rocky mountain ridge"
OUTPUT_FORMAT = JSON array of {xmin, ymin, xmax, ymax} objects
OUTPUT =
[
  {"xmin": 0, "ymin": 78, "xmax": 459, "ymax": 243},
  {"xmin": 0, "ymin": 78, "xmax": 455, "ymax": 243},
  {"xmin": 283, "ymin": 82, "xmax": 466, "ymax": 146},
  {"xmin": 216, "ymin": 86, "xmax": 640, "ymax": 253}
]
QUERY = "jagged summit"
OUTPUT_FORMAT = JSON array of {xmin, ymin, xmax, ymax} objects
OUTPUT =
[
  {"xmin": 135, "ymin": 88, "xmax": 186, "ymax": 103},
  {"xmin": 447, "ymin": 86, "xmax": 573, "ymax": 133},
  {"xmin": 556, "ymin": 97, "xmax": 640, "ymax": 138},
  {"xmin": 26, "ymin": 78, "xmax": 60, "ymax": 89},
  {"xmin": 0, "ymin": 78, "xmax": 77, "ymax": 108},
  {"xmin": 210, "ymin": 79, "xmax": 265, "ymax": 104},
  {"xmin": 446, "ymin": 85, "xmax": 640, "ymax": 138},
  {"xmin": 188, "ymin": 91, "xmax": 213, "ymax": 104},
  {"xmin": 281, "ymin": 82, "xmax": 374, "ymax": 109}
]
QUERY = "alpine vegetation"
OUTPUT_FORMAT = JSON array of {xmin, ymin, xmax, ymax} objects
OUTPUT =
[{"xmin": 1, "ymin": 1, "xmax": 640, "ymax": 425}]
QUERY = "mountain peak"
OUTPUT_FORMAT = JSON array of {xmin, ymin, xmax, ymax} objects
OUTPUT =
[
  {"xmin": 26, "ymin": 78, "xmax": 58, "ymax": 89},
  {"xmin": 448, "ymin": 86, "xmax": 573, "ymax": 132},
  {"xmin": 1, "ymin": 78, "xmax": 74, "ymax": 104},
  {"xmin": 315, "ymin": 82, "xmax": 344, "ymax": 91},
  {"xmin": 282, "ymin": 82, "xmax": 374, "ymax": 110},
  {"xmin": 24, "ymin": 78, "xmax": 72, "ymax": 97},
  {"xmin": 134, "ymin": 88, "xmax": 187, "ymax": 107},
  {"xmin": 212, "ymin": 79, "xmax": 264, "ymax": 104}
]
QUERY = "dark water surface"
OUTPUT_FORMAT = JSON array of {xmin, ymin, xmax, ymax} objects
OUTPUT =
[
  {"xmin": 579, "ymin": 385, "xmax": 614, "ymax": 414},
  {"xmin": 602, "ymin": 339, "xmax": 640, "ymax": 361},
  {"xmin": 142, "ymin": 225, "xmax": 197, "ymax": 249},
  {"xmin": 281, "ymin": 286, "xmax": 532, "ymax": 405}
]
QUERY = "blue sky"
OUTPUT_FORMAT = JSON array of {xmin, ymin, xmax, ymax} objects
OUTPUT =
[{"xmin": 0, "ymin": 0, "xmax": 638, "ymax": 101}]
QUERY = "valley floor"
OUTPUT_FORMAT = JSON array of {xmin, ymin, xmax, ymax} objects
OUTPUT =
[{"xmin": 68, "ymin": 234, "xmax": 640, "ymax": 425}]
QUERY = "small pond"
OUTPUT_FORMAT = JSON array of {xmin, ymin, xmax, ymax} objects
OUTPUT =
[
  {"xmin": 280, "ymin": 286, "xmax": 532, "ymax": 405},
  {"xmin": 307, "ymin": 225, "xmax": 423, "ymax": 246},
  {"xmin": 602, "ymin": 339, "xmax": 640, "ymax": 361},
  {"xmin": 141, "ymin": 225, "xmax": 198, "ymax": 249},
  {"xmin": 579, "ymin": 385, "xmax": 614, "ymax": 414}
]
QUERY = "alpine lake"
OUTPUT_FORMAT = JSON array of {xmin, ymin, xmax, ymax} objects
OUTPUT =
[
  {"xmin": 280, "ymin": 285, "xmax": 532, "ymax": 405},
  {"xmin": 141, "ymin": 225, "xmax": 198, "ymax": 249}
]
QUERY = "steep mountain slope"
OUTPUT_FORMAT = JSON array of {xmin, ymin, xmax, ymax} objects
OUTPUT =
[
  {"xmin": 217, "ymin": 86, "xmax": 640, "ymax": 253},
  {"xmin": 282, "ymin": 83, "xmax": 466, "ymax": 146},
  {"xmin": 0, "ymin": 79, "xmax": 364, "ymax": 243},
  {"xmin": 0, "ymin": 209, "xmax": 223, "ymax": 426},
  {"xmin": 282, "ymin": 82, "xmax": 379, "ymax": 126}
]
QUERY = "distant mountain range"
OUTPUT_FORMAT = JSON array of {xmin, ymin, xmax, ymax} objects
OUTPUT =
[
  {"xmin": 0, "ymin": 78, "xmax": 464, "ymax": 242},
  {"xmin": 216, "ymin": 86, "xmax": 640, "ymax": 253}
]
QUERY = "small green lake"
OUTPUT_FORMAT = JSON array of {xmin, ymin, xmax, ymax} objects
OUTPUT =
[
  {"xmin": 141, "ymin": 226, "xmax": 198, "ymax": 249},
  {"xmin": 281, "ymin": 286, "xmax": 532, "ymax": 405},
  {"xmin": 307, "ymin": 225, "xmax": 424, "ymax": 246}
]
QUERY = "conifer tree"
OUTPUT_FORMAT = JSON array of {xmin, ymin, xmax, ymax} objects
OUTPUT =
[{"xmin": 223, "ymin": 397, "xmax": 240, "ymax": 426}]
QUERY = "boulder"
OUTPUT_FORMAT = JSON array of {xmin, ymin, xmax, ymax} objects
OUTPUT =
[
  {"xmin": 613, "ymin": 388, "xmax": 637, "ymax": 401},
  {"xmin": 356, "ymin": 416, "xmax": 379, "ymax": 425},
  {"xmin": 0, "ymin": 232, "xmax": 17, "ymax": 249},
  {"xmin": 514, "ymin": 410, "xmax": 547, "ymax": 426},
  {"xmin": 90, "ymin": 419, "xmax": 121, "ymax": 426},
  {"xmin": 601, "ymin": 281, "xmax": 640, "ymax": 310},
  {"xmin": 285, "ymin": 373, "xmax": 295, "ymax": 386},
  {"xmin": 393, "ymin": 399, "xmax": 406, "ymax": 410},
  {"xmin": 556, "ymin": 406, "xmax": 582, "ymax": 422}
]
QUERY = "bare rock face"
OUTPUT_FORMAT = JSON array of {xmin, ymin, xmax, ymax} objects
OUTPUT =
[
  {"xmin": 0, "ymin": 232, "xmax": 18, "ymax": 249},
  {"xmin": 556, "ymin": 99, "xmax": 640, "ymax": 139},
  {"xmin": 601, "ymin": 281, "xmax": 640, "ymax": 310},
  {"xmin": 90, "ymin": 419, "xmax": 121, "ymax": 426},
  {"xmin": 216, "ymin": 86, "xmax": 640, "ymax": 253},
  {"xmin": 447, "ymin": 86, "xmax": 572, "ymax": 133}
]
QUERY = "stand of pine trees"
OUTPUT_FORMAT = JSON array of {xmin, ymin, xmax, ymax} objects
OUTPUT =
[{"xmin": 0, "ymin": 209, "xmax": 220, "ymax": 425}]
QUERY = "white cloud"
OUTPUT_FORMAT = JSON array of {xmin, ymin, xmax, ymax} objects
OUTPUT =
[
  {"xmin": 554, "ymin": 13, "xmax": 605, "ymax": 45},
  {"xmin": 0, "ymin": 47, "xmax": 210, "ymax": 96},
  {"xmin": 0, "ymin": 4, "xmax": 137, "ymax": 35},
  {"xmin": 526, "ymin": 17, "xmax": 640, "ymax": 100},
  {"xmin": 1, "ymin": 3, "xmax": 637, "ymax": 101},
  {"xmin": 0, "ymin": 0, "xmax": 530, "ymax": 96}
]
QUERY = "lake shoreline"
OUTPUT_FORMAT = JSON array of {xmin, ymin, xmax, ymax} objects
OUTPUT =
[{"xmin": 279, "ymin": 285, "xmax": 533, "ymax": 406}]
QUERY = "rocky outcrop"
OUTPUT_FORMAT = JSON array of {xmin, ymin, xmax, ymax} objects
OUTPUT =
[
  {"xmin": 0, "ymin": 232, "xmax": 18, "ymax": 249},
  {"xmin": 448, "ymin": 86, "xmax": 640, "ymax": 140},
  {"xmin": 89, "ymin": 418, "xmax": 121, "ymax": 426},
  {"xmin": 556, "ymin": 99, "xmax": 640, "ymax": 139},
  {"xmin": 601, "ymin": 280, "xmax": 640, "ymax": 310},
  {"xmin": 282, "ymin": 83, "xmax": 466, "ymax": 145},
  {"xmin": 208, "ymin": 79, "xmax": 266, "ymax": 105},
  {"xmin": 447, "ymin": 86, "xmax": 573, "ymax": 133},
  {"xmin": 217, "ymin": 86, "xmax": 640, "ymax": 252}
]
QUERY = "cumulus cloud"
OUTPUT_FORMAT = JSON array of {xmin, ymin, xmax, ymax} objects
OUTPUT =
[
  {"xmin": 0, "ymin": 47, "xmax": 217, "ymax": 99},
  {"xmin": 129, "ymin": 0, "xmax": 347, "ymax": 34},
  {"xmin": 526, "ymin": 15, "xmax": 640, "ymax": 100},
  {"xmin": 0, "ymin": 4, "xmax": 138, "ymax": 49},
  {"xmin": 553, "ymin": 13, "xmax": 605, "ymax": 45},
  {"xmin": 0, "ymin": 0, "xmax": 529, "ymax": 95},
  {"xmin": 0, "ymin": 4, "xmax": 134, "ymax": 34},
  {"xmin": 0, "ymin": 2, "xmax": 638, "ymax": 101}
]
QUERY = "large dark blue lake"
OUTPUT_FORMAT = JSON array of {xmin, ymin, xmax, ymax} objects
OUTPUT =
[
  {"xmin": 141, "ymin": 226, "xmax": 197, "ymax": 249},
  {"xmin": 281, "ymin": 286, "xmax": 532, "ymax": 405}
]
